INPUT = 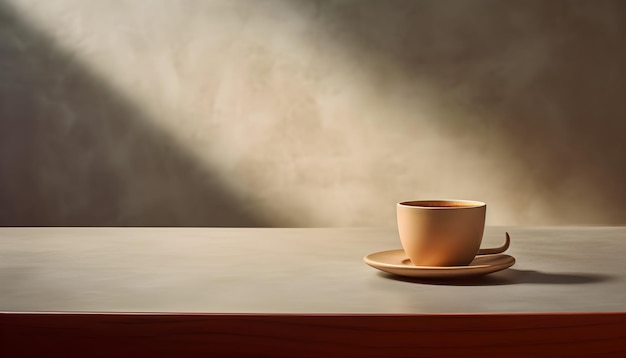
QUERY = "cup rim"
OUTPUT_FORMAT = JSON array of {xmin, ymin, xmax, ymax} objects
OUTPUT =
[{"xmin": 397, "ymin": 199, "xmax": 486, "ymax": 209}]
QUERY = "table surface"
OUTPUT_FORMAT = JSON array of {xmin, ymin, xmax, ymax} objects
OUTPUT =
[{"xmin": 1, "ymin": 227, "xmax": 625, "ymax": 314}]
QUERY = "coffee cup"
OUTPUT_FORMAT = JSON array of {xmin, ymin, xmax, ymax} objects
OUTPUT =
[{"xmin": 397, "ymin": 200, "xmax": 486, "ymax": 266}]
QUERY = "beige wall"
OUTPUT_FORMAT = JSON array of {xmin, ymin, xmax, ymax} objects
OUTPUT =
[{"xmin": 1, "ymin": 0, "xmax": 625, "ymax": 227}]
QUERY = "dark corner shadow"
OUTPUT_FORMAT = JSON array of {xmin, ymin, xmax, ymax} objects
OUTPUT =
[
  {"xmin": 376, "ymin": 269, "xmax": 614, "ymax": 286},
  {"xmin": 0, "ymin": 2, "xmax": 265, "ymax": 227}
]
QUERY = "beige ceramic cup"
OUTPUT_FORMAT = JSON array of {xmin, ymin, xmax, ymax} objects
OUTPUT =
[{"xmin": 397, "ymin": 200, "xmax": 486, "ymax": 266}]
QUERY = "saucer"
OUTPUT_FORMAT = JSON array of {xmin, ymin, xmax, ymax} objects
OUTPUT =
[{"xmin": 363, "ymin": 250, "xmax": 515, "ymax": 279}]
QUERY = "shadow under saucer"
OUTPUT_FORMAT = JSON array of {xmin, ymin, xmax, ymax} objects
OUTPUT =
[{"xmin": 377, "ymin": 269, "xmax": 615, "ymax": 286}]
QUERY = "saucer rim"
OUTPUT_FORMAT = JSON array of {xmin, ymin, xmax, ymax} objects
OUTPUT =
[
  {"xmin": 364, "ymin": 249, "xmax": 515, "ymax": 270},
  {"xmin": 363, "ymin": 249, "xmax": 515, "ymax": 278}
]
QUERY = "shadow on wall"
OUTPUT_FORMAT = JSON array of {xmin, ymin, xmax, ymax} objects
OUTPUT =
[
  {"xmin": 0, "ymin": 2, "xmax": 264, "ymax": 226},
  {"xmin": 290, "ymin": 0, "xmax": 626, "ymax": 224},
  {"xmin": 2, "ymin": 1, "xmax": 626, "ymax": 227}
]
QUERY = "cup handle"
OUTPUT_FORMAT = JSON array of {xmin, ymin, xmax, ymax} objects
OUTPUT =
[{"xmin": 477, "ymin": 232, "xmax": 511, "ymax": 255}]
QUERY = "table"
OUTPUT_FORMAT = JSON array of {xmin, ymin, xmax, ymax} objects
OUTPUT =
[{"xmin": 1, "ymin": 227, "xmax": 625, "ymax": 356}]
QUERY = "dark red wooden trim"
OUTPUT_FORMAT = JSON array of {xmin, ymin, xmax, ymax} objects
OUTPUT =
[{"xmin": 1, "ymin": 312, "xmax": 625, "ymax": 357}]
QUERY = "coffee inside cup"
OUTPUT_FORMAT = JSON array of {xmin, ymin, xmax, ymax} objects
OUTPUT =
[{"xmin": 399, "ymin": 200, "xmax": 485, "ymax": 208}]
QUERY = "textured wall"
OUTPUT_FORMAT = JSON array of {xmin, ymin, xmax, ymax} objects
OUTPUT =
[{"xmin": 1, "ymin": 0, "xmax": 625, "ymax": 227}]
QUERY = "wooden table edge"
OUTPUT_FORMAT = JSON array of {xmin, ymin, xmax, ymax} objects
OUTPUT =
[{"xmin": 2, "ymin": 311, "xmax": 625, "ymax": 357}]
